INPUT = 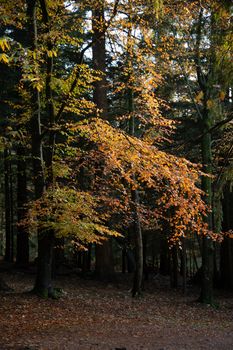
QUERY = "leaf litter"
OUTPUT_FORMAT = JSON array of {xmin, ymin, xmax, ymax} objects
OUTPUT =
[{"xmin": 0, "ymin": 271, "xmax": 233, "ymax": 350}]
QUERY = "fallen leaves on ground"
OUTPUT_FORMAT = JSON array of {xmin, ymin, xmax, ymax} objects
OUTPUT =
[{"xmin": 0, "ymin": 271, "xmax": 233, "ymax": 350}]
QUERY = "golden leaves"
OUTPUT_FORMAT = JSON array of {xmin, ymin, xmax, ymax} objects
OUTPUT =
[
  {"xmin": 207, "ymin": 99, "xmax": 214, "ymax": 110},
  {"xmin": 24, "ymin": 186, "xmax": 121, "ymax": 249},
  {"xmin": 47, "ymin": 50, "xmax": 57, "ymax": 58},
  {"xmin": 0, "ymin": 53, "xmax": 9, "ymax": 64},
  {"xmin": 0, "ymin": 37, "xmax": 10, "ymax": 64},
  {"xmin": 0, "ymin": 37, "xmax": 10, "ymax": 52},
  {"xmin": 219, "ymin": 91, "xmax": 226, "ymax": 101},
  {"xmin": 73, "ymin": 117, "xmax": 208, "ymax": 241},
  {"xmin": 195, "ymin": 91, "xmax": 204, "ymax": 103}
]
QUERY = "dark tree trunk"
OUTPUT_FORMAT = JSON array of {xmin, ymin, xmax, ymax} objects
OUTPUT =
[
  {"xmin": 52, "ymin": 238, "xmax": 65, "ymax": 277},
  {"xmin": 126, "ymin": 248, "xmax": 136, "ymax": 273},
  {"xmin": 220, "ymin": 238, "xmax": 233, "ymax": 290},
  {"xmin": 92, "ymin": 1, "xmax": 108, "ymax": 117},
  {"xmin": 195, "ymin": 9, "xmax": 214, "ymax": 304},
  {"xmin": 131, "ymin": 189, "xmax": 143, "ymax": 297},
  {"xmin": 34, "ymin": 231, "xmax": 54, "ymax": 297},
  {"xmin": 160, "ymin": 236, "xmax": 170, "ymax": 275},
  {"xmin": 220, "ymin": 184, "xmax": 233, "ymax": 290},
  {"xmin": 26, "ymin": 0, "xmax": 55, "ymax": 296},
  {"xmin": 199, "ymin": 114, "xmax": 214, "ymax": 304},
  {"xmin": 122, "ymin": 247, "xmax": 126, "ymax": 274},
  {"xmin": 181, "ymin": 237, "xmax": 187, "ymax": 294},
  {"xmin": 4, "ymin": 148, "xmax": 13, "ymax": 262},
  {"xmin": 143, "ymin": 234, "xmax": 148, "ymax": 280},
  {"xmin": 127, "ymin": 87, "xmax": 143, "ymax": 295},
  {"xmin": 82, "ymin": 244, "xmax": 92, "ymax": 274},
  {"xmin": 92, "ymin": 3, "xmax": 115, "ymax": 281},
  {"xmin": 95, "ymin": 241, "xmax": 115, "ymax": 281},
  {"xmin": 16, "ymin": 146, "xmax": 29, "ymax": 266},
  {"xmin": 170, "ymin": 245, "xmax": 178, "ymax": 289}
]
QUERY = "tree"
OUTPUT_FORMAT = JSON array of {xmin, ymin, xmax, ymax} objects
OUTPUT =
[
  {"xmin": 0, "ymin": 0, "xmax": 223, "ymax": 301},
  {"xmin": 146, "ymin": 0, "xmax": 232, "ymax": 303},
  {"xmin": 92, "ymin": 0, "xmax": 115, "ymax": 281}
]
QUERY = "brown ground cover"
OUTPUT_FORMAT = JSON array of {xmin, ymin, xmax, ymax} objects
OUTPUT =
[{"xmin": 0, "ymin": 270, "xmax": 233, "ymax": 350}]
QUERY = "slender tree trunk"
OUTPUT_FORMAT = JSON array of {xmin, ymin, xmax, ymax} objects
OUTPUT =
[
  {"xmin": 92, "ymin": 3, "xmax": 115, "ymax": 281},
  {"xmin": 4, "ymin": 148, "xmax": 13, "ymax": 262},
  {"xmin": 143, "ymin": 234, "xmax": 148, "ymax": 281},
  {"xmin": 199, "ymin": 113, "xmax": 214, "ymax": 304},
  {"xmin": 131, "ymin": 188, "xmax": 143, "ymax": 297},
  {"xmin": 220, "ymin": 183, "xmax": 233, "ymax": 290},
  {"xmin": 92, "ymin": 1, "xmax": 108, "ymax": 117},
  {"xmin": 127, "ymin": 80, "xmax": 143, "ymax": 296},
  {"xmin": 170, "ymin": 245, "xmax": 178, "ymax": 289},
  {"xmin": 195, "ymin": 9, "xmax": 214, "ymax": 304},
  {"xmin": 181, "ymin": 237, "xmax": 187, "ymax": 294},
  {"xmin": 122, "ymin": 247, "xmax": 126, "ymax": 274},
  {"xmin": 26, "ymin": 0, "xmax": 55, "ymax": 296},
  {"xmin": 16, "ymin": 146, "xmax": 29, "ymax": 266},
  {"xmin": 34, "ymin": 0, "xmax": 57, "ymax": 296},
  {"xmin": 160, "ymin": 234, "xmax": 170, "ymax": 275},
  {"xmin": 82, "ymin": 244, "xmax": 92, "ymax": 274}
]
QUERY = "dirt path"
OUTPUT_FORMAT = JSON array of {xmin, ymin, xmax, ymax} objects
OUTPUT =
[{"xmin": 0, "ymin": 272, "xmax": 233, "ymax": 350}]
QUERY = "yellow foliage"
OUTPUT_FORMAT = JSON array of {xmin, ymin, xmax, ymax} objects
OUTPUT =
[
  {"xmin": 0, "ymin": 37, "xmax": 10, "ymax": 51},
  {"xmin": 71, "ymin": 118, "xmax": 209, "ymax": 240},
  {"xmin": 24, "ymin": 186, "xmax": 121, "ymax": 248},
  {"xmin": 195, "ymin": 91, "xmax": 204, "ymax": 103},
  {"xmin": 219, "ymin": 91, "xmax": 226, "ymax": 101},
  {"xmin": 47, "ymin": 50, "xmax": 57, "ymax": 58},
  {"xmin": 207, "ymin": 99, "xmax": 214, "ymax": 109},
  {"xmin": 0, "ymin": 53, "xmax": 9, "ymax": 64}
]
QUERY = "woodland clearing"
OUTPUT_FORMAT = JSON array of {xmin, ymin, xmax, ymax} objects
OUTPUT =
[{"xmin": 0, "ymin": 269, "xmax": 233, "ymax": 350}]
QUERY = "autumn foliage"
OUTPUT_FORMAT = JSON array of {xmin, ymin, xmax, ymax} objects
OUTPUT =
[{"xmin": 1, "ymin": 0, "xmax": 232, "ymax": 303}]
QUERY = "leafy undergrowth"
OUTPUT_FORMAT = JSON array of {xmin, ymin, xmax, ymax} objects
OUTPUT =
[{"xmin": 0, "ymin": 270, "xmax": 233, "ymax": 350}]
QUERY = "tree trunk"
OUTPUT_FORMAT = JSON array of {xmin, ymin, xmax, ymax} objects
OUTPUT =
[
  {"xmin": 199, "ymin": 118, "xmax": 214, "ymax": 304},
  {"xmin": 95, "ymin": 241, "xmax": 115, "ymax": 281},
  {"xmin": 220, "ymin": 183, "xmax": 233, "ymax": 290},
  {"xmin": 128, "ymin": 83, "xmax": 143, "ymax": 296},
  {"xmin": 160, "ymin": 236, "xmax": 170, "ymax": 275},
  {"xmin": 181, "ymin": 237, "xmax": 187, "ymax": 294},
  {"xmin": 82, "ymin": 244, "xmax": 92, "ymax": 274},
  {"xmin": 122, "ymin": 247, "xmax": 126, "ymax": 274},
  {"xmin": 92, "ymin": 1, "xmax": 108, "ymax": 118},
  {"xmin": 26, "ymin": 0, "xmax": 55, "ymax": 296},
  {"xmin": 34, "ymin": 230, "xmax": 54, "ymax": 297},
  {"xmin": 195, "ymin": 9, "xmax": 214, "ymax": 304},
  {"xmin": 131, "ymin": 189, "xmax": 143, "ymax": 297},
  {"xmin": 4, "ymin": 148, "xmax": 13, "ymax": 262},
  {"xmin": 92, "ymin": 3, "xmax": 115, "ymax": 281},
  {"xmin": 52, "ymin": 238, "xmax": 65, "ymax": 277},
  {"xmin": 16, "ymin": 146, "xmax": 29, "ymax": 266},
  {"xmin": 170, "ymin": 245, "xmax": 178, "ymax": 289}
]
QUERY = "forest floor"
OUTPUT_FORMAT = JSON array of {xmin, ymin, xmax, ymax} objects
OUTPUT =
[{"xmin": 0, "ymin": 267, "xmax": 233, "ymax": 350}]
